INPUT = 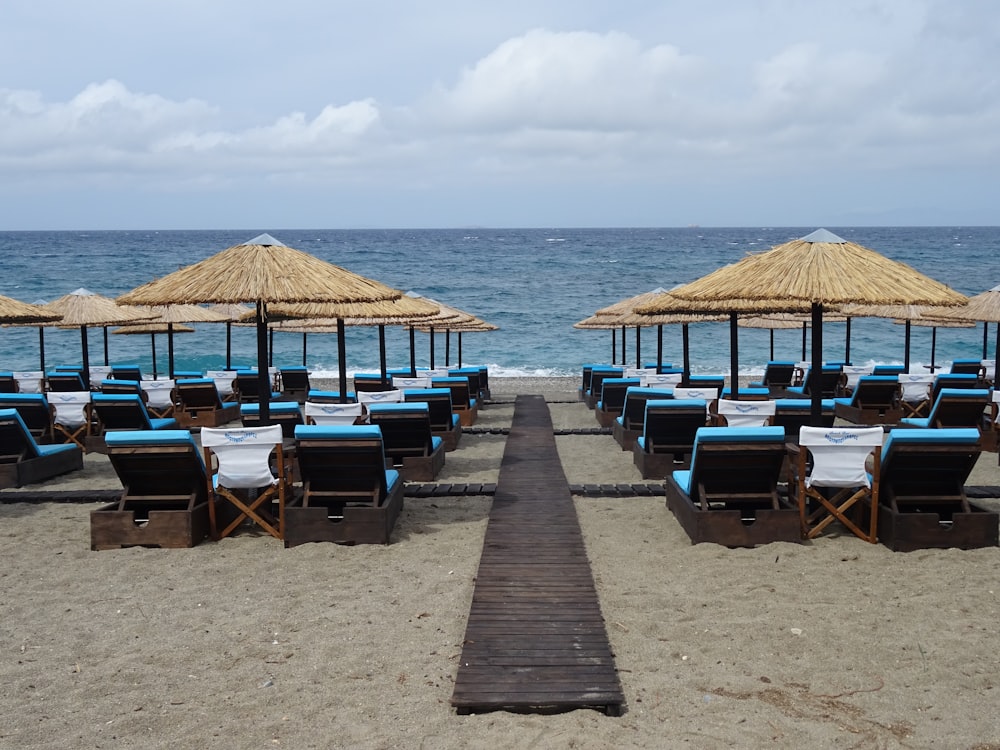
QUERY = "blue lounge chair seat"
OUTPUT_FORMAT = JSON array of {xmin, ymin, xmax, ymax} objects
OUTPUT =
[{"xmin": 897, "ymin": 388, "xmax": 990, "ymax": 430}]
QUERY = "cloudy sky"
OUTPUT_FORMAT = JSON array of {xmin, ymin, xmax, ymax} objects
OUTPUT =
[{"xmin": 1, "ymin": 1, "xmax": 997, "ymax": 229}]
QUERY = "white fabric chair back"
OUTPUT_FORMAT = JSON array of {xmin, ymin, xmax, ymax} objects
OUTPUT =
[
  {"xmin": 205, "ymin": 370, "xmax": 237, "ymax": 398},
  {"xmin": 897, "ymin": 373, "xmax": 934, "ymax": 402},
  {"xmin": 357, "ymin": 389, "xmax": 403, "ymax": 405},
  {"xmin": 141, "ymin": 379, "xmax": 176, "ymax": 409},
  {"xmin": 799, "ymin": 426, "xmax": 883, "ymax": 489},
  {"xmin": 392, "ymin": 376, "xmax": 431, "ymax": 389},
  {"xmin": 50, "ymin": 391, "xmax": 92, "ymax": 429},
  {"xmin": 423, "ymin": 368, "xmax": 451, "ymax": 378},
  {"xmin": 841, "ymin": 365, "xmax": 873, "ymax": 390},
  {"xmin": 13, "ymin": 370, "xmax": 44, "ymax": 394},
  {"xmin": 642, "ymin": 373, "xmax": 682, "ymax": 388},
  {"xmin": 304, "ymin": 401, "xmax": 364, "ymax": 425},
  {"xmin": 89, "ymin": 366, "xmax": 112, "ymax": 389},
  {"xmin": 201, "ymin": 424, "xmax": 282, "ymax": 489},
  {"xmin": 717, "ymin": 398, "xmax": 776, "ymax": 427},
  {"xmin": 624, "ymin": 368, "xmax": 655, "ymax": 379},
  {"xmin": 983, "ymin": 359, "xmax": 996, "ymax": 382}
]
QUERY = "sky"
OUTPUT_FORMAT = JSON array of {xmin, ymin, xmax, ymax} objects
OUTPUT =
[{"xmin": 1, "ymin": 0, "xmax": 998, "ymax": 230}]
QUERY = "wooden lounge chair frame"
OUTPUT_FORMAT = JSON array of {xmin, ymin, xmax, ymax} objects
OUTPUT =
[
  {"xmin": 0, "ymin": 408, "xmax": 82, "ymax": 488},
  {"xmin": 403, "ymin": 388, "xmax": 462, "ymax": 451},
  {"xmin": 0, "ymin": 393, "xmax": 56, "ymax": 443},
  {"xmin": 611, "ymin": 387, "xmax": 674, "ymax": 451},
  {"xmin": 898, "ymin": 388, "xmax": 991, "ymax": 431},
  {"xmin": 88, "ymin": 393, "xmax": 178, "ymax": 453},
  {"xmin": 833, "ymin": 375, "xmax": 903, "ymax": 425},
  {"xmin": 631, "ymin": 399, "xmax": 708, "ymax": 479},
  {"xmin": 174, "ymin": 379, "xmax": 241, "ymax": 429},
  {"xmin": 367, "ymin": 402, "xmax": 446, "ymax": 481},
  {"xmin": 594, "ymin": 377, "xmax": 641, "ymax": 428},
  {"xmin": 431, "ymin": 376, "xmax": 479, "ymax": 426}
]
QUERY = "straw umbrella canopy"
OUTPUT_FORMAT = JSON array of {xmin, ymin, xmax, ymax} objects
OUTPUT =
[
  {"xmin": 400, "ymin": 294, "xmax": 475, "ymax": 373},
  {"xmin": 0, "ymin": 296, "xmax": 62, "ymax": 371},
  {"xmin": 892, "ymin": 315, "xmax": 975, "ymax": 373},
  {"xmin": 636, "ymin": 229, "xmax": 967, "ymax": 423},
  {"xmin": 412, "ymin": 317, "xmax": 498, "ymax": 368},
  {"xmin": 932, "ymin": 282, "xmax": 1000, "ymax": 361},
  {"xmin": 117, "ymin": 233, "xmax": 402, "ymax": 420},
  {"xmin": 739, "ymin": 312, "xmax": 850, "ymax": 361},
  {"xmin": 840, "ymin": 303, "xmax": 968, "ymax": 372},
  {"xmin": 124, "ymin": 304, "xmax": 229, "ymax": 378},
  {"xmin": 207, "ymin": 303, "xmax": 255, "ymax": 369},
  {"xmin": 42, "ymin": 288, "xmax": 156, "ymax": 386},
  {"xmin": 112, "ymin": 322, "xmax": 196, "ymax": 379}
]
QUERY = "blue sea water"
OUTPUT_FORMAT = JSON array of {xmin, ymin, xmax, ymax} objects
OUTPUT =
[{"xmin": 0, "ymin": 227, "xmax": 997, "ymax": 379}]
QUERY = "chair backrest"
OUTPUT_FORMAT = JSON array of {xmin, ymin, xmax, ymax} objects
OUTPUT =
[
  {"xmin": 0, "ymin": 394, "xmax": 52, "ymax": 439},
  {"xmin": 205, "ymin": 370, "xmax": 237, "ymax": 398},
  {"xmin": 304, "ymin": 401, "xmax": 364, "ymax": 425},
  {"xmin": 392, "ymin": 375, "xmax": 431, "ymax": 390},
  {"xmin": 403, "ymin": 388, "xmax": 456, "ymax": 431},
  {"xmin": 950, "ymin": 358, "xmax": 984, "ymax": 376},
  {"xmin": 717, "ymin": 398, "xmax": 776, "ymax": 427},
  {"xmin": 588, "ymin": 367, "xmax": 624, "ymax": 396},
  {"xmin": 352, "ymin": 373, "xmax": 393, "ymax": 393},
  {"xmin": 982, "ymin": 359, "xmax": 996, "ymax": 383},
  {"xmin": 841, "ymin": 365, "xmax": 873, "ymax": 391},
  {"xmin": 0, "ymin": 408, "xmax": 41, "ymax": 460},
  {"xmin": 367, "ymin": 402, "xmax": 435, "ymax": 457},
  {"xmin": 620, "ymin": 387, "xmax": 674, "ymax": 430},
  {"xmin": 279, "ymin": 367, "xmax": 311, "ymax": 391},
  {"xmin": 672, "ymin": 386, "xmax": 718, "ymax": 407},
  {"xmin": 641, "ymin": 399, "xmax": 709, "ymax": 452},
  {"xmin": 449, "ymin": 368, "xmax": 482, "ymax": 397},
  {"xmin": 201, "ymin": 425, "xmax": 282, "ymax": 489},
  {"xmin": 46, "ymin": 371, "xmax": 87, "ymax": 391},
  {"xmin": 925, "ymin": 387, "xmax": 991, "ymax": 428},
  {"xmin": 897, "ymin": 372, "xmax": 934, "ymax": 402},
  {"xmin": 642, "ymin": 372, "xmax": 683, "ymax": 388},
  {"xmin": 802, "ymin": 366, "xmax": 843, "ymax": 397},
  {"xmin": 431, "ymin": 377, "xmax": 473, "ymax": 409},
  {"xmin": 100, "ymin": 379, "xmax": 143, "ymax": 396},
  {"xmin": 357, "ymin": 389, "xmax": 404, "ymax": 406},
  {"xmin": 104, "ymin": 429, "xmax": 208, "ymax": 509},
  {"xmin": 293, "ymin": 424, "xmax": 391, "ymax": 506},
  {"xmin": 91, "ymin": 393, "xmax": 155, "ymax": 431},
  {"xmin": 684, "ymin": 425, "xmax": 787, "ymax": 498},
  {"xmin": 759, "ymin": 361, "xmax": 797, "ymax": 387},
  {"xmin": 598, "ymin": 377, "xmax": 641, "ymax": 412},
  {"xmin": 880, "ymin": 427, "xmax": 981, "ymax": 504},
  {"xmin": 930, "ymin": 373, "xmax": 980, "ymax": 401},
  {"xmin": 141, "ymin": 379, "xmax": 176, "ymax": 409},
  {"xmin": 49, "ymin": 391, "xmax": 92, "ymax": 428},
  {"xmin": 13, "ymin": 371, "xmax": 44, "ymax": 394},
  {"xmin": 111, "ymin": 365, "xmax": 143, "ymax": 381},
  {"xmin": 88, "ymin": 366, "xmax": 113, "ymax": 389},
  {"xmin": 798, "ymin": 426, "xmax": 884, "ymax": 488},
  {"xmin": 847, "ymin": 375, "xmax": 900, "ymax": 407},
  {"xmin": 872, "ymin": 364, "xmax": 906, "ymax": 377},
  {"xmin": 176, "ymin": 378, "xmax": 224, "ymax": 409}
]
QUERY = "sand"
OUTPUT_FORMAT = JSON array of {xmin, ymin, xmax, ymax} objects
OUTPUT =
[{"xmin": 2, "ymin": 377, "xmax": 999, "ymax": 749}]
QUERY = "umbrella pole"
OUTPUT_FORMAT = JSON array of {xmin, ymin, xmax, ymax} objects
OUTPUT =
[
  {"xmin": 255, "ymin": 302, "xmax": 271, "ymax": 425},
  {"xmin": 38, "ymin": 327, "xmax": 45, "ymax": 372},
  {"xmin": 269, "ymin": 328, "xmax": 274, "ymax": 368},
  {"xmin": 378, "ymin": 325, "xmax": 387, "ymax": 382},
  {"xmin": 337, "ymin": 318, "xmax": 348, "ymax": 404},
  {"xmin": 409, "ymin": 326, "xmax": 416, "ymax": 377},
  {"xmin": 226, "ymin": 321, "xmax": 232, "ymax": 369},
  {"xmin": 682, "ymin": 323, "xmax": 691, "ymax": 385},
  {"xmin": 656, "ymin": 325, "xmax": 663, "ymax": 373},
  {"xmin": 635, "ymin": 326, "xmax": 641, "ymax": 369},
  {"xmin": 729, "ymin": 313, "xmax": 739, "ymax": 400},
  {"xmin": 904, "ymin": 321, "xmax": 912, "ymax": 372},
  {"xmin": 930, "ymin": 327, "xmax": 938, "ymax": 372},
  {"xmin": 982, "ymin": 322, "xmax": 989, "ymax": 359},
  {"xmin": 801, "ymin": 322, "xmax": 807, "ymax": 361},
  {"xmin": 769, "ymin": 330, "xmax": 774, "ymax": 361},
  {"xmin": 995, "ymin": 322, "xmax": 999, "ymax": 363},
  {"xmin": 301, "ymin": 332, "xmax": 308, "ymax": 367},
  {"xmin": 103, "ymin": 327, "xmax": 109, "ymax": 366},
  {"xmin": 611, "ymin": 329, "xmax": 616, "ymax": 364},
  {"xmin": 167, "ymin": 323, "xmax": 175, "ymax": 379},
  {"xmin": 620, "ymin": 325, "xmax": 626, "ymax": 365},
  {"xmin": 80, "ymin": 325, "xmax": 91, "ymax": 390},
  {"xmin": 150, "ymin": 333, "xmax": 158, "ymax": 379},
  {"xmin": 445, "ymin": 330, "xmax": 451, "ymax": 368},
  {"xmin": 845, "ymin": 317, "xmax": 852, "ymax": 364},
  {"xmin": 458, "ymin": 332, "xmax": 463, "ymax": 367},
  {"xmin": 810, "ymin": 303, "xmax": 824, "ymax": 426},
  {"xmin": 429, "ymin": 327, "xmax": 435, "ymax": 369}
]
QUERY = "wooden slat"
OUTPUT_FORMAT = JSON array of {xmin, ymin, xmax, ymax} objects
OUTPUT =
[{"xmin": 451, "ymin": 395, "xmax": 625, "ymax": 716}]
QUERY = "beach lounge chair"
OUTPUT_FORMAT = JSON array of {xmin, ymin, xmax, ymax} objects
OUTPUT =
[
  {"xmin": 45, "ymin": 371, "xmax": 87, "ymax": 392},
  {"xmin": 240, "ymin": 401, "xmax": 303, "ymax": 439},
  {"xmin": 352, "ymin": 372, "xmax": 393, "ymax": 393},
  {"xmin": 88, "ymin": 393, "xmax": 178, "ymax": 453},
  {"xmin": 285, "ymin": 424, "xmax": 405, "ymax": 546},
  {"xmin": 950, "ymin": 358, "xmax": 986, "ymax": 378},
  {"xmin": 791, "ymin": 426, "xmax": 884, "ymax": 543},
  {"xmin": 205, "ymin": 370, "xmax": 238, "ymax": 402},
  {"xmin": 92, "ymin": 430, "xmax": 211, "ymax": 549},
  {"xmin": 431, "ymin": 376, "xmax": 479, "ymax": 426},
  {"xmin": 929, "ymin": 373, "xmax": 981, "ymax": 403},
  {"xmin": 874, "ymin": 427, "xmax": 997, "ymax": 550},
  {"xmin": 785, "ymin": 365, "xmax": 843, "ymax": 399},
  {"xmin": 140, "ymin": 379, "xmax": 177, "ymax": 419},
  {"xmin": 49, "ymin": 391, "xmax": 93, "ymax": 450},
  {"xmin": 174, "ymin": 378, "xmax": 241, "ymax": 429},
  {"xmin": 716, "ymin": 398, "xmax": 776, "ymax": 427},
  {"xmin": 357, "ymin": 389, "xmax": 404, "ymax": 414},
  {"xmin": 872, "ymin": 364, "xmax": 906, "ymax": 377},
  {"xmin": 838, "ymin": 365, "xmax": 874, "ymax": 396},
  {"xmin": 304, "ymin": 400, "xmax": 365, "ymax": 426},
  {"xmin": 665, "ymin": 426, "xmax": 799, "ymax": 547},
  {"xmin": 772, "ymin": 398, "xmax": 836, "ymax": 441},
  {"xmin": 612, "ymin": 387, "xmax": 678, "ymax": 450},
  {"xmin": 0, "ymin": 408, "xmax": 82, "ymax": 488},
  {"xmin": 748, "ymin": 360, "xmax": 797, "ymax": 396},
  {"xmin": 366, "ymin": 402, "xmax": 446, "ymax": 481},
  {"xmin": 585, "ymin": 367, "xmax": 624, "ymax": 409},
  {"xmin": 391, "ymin": 375, "xmax": 432, "ymax": 390},
  {"xmin": 0, "ymin": 373, "xmax": 17, "ymax": 393},
  {"xmin": 896, "ymin": 373, "xmax": 935, "ymax": 418},
  {"xmin": 202, "ymin": 425, "xmax": 289, "ymax": 541},
  {"xmin": 594, "ymin": 377, "xmax": 641, "ymax": 428},
  {"xmin": 0, "ymin": 393, "xmax": 56, "ymax": 443},
  {"xmin": 833, "ymin": 375, "xmax": 903, "ymax": 425},
  {"xmin": 632, "ymin": 399, "xmax": 709, "ymax": 479},
  {"xmin": 578, "ymin": 364, "xmax": 604, "ymax": 401},
  {"xmin": 450, "ymin": 367, "xmax": 485, "ymax": 403},
  {"xmin": 403, "ymin": 387, "xmax": 462, "ymax": 451},
  {"xmin": 111, "ymin": 364, "xmax": 143, "ymax": 382},
  {"xmin": 12, "ymin": 370, "xmax": 44, "ymax": 394},
  {"xmin": 234, "ymin": 370, "xmax": 281, "ymax": 403},
  {"xmin": 279, "ymin": 366, "xmax": 311, "ymax": 402},
  {"xmin": 100, "ymin": 378, "xmax": 143, "ymax": 396},
  {"xmin": 897, "ymin": 388, "xmax": 991, "ymax": 432},
  {"xmin": 306, "ymin": 389, "xmax": 357, "ymax": 404}
]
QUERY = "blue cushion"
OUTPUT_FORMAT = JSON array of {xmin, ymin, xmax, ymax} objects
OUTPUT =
[
  {"xmin": 645, "ymin": 398, "xmax": 706, "ymax": 412},
  {"xmin": 722, "ymin": 387, "xmax": 770, "ymax": 397},
  {"xmin": 295, "ymin": 424, "xmax": 383, "ymax": 440},
  {"xmin": 104, "ymin": 429, "xmax": 196, "ymax": 447},
  {"xmin": 673, "ymin": 469, "xmax": 693, "ymax": 494},
  {"xmin": 280, "ymin": 366, "xmax": 309, "ymax": 372},
  {"xmin": 368, "ymin": 402, "xmax": 429, "ymax": 415},
  {"xmin": 884, "ymin": 427, "xmax": 980, "ymax": 457},
  {"xmin": 240, "ymin": 402, "xmax": 301, "ymax": 415},
  {"xmin": 0, "ymin": 393, "xmax": 48, "ymax": 406},
  {"xmin": 35, "ymin": 443, "xmax": 79, "ymax": 457},
  {"xmin": 405, "ymin": 387, "xmax": 451, "ymax": 398},
  {"xmin": 307, "ymin": 390, "xmax": 356, "ymax": 401},
  {"xmin": 180, "ymin": 377, "xmax": 216, "ymax": 386},
  {"xmin": 149, "ymin": 418, "xmax": 178, "ymax": 430},
  {"xmin": 385, "ymin": 469, "xmax": 401, "ymax": 490},
  {"xmin": 430, "ymin": 436, "xmax": 443, "ymax": 451}
]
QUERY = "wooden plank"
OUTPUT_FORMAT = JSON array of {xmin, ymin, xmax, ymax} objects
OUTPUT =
[{"xmin": 451, "ymin": 394, "xmax": 624, "ymax": 716}]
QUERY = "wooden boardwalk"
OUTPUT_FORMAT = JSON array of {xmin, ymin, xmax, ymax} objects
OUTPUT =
[{"xmin": 451, "ymin": 395, "xmax": 625, "ymax": 716}]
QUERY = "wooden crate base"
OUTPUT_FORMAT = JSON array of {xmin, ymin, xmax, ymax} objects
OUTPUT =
[
  {"xmin": 0, "ymin": 449, "xmax": 83, "ymax": 489},
  {"xmin": 611, "ymin": 421, "xmax": 640, "ymax": 451},
  {"xmin": 284, "ymin": 484, "xmax": 403, "ymax": 546},
  {"xmin": 834, "ymin": 403, "xmax": 903, "ymax": 426},
  {"xmin": 90, "ymin": 501, "xmax": 211, "ymax": 550},
  {"xmin": 456, "ymin": 405, "xmax": 479, "ymax": 427},
  {"xmin": 595, "ymin": 407, "xmax": 621, "ymax": 429},
  {"xmin": 871, "ymin": 499, "xmax": 999, "ymax": 552},
  {"xmin": 397, "ymin": 444, "xmax": 446, "ymax": 482},
  {"xmin": 665, "ymin": 478, "xmax": 802, "ymax": 547},
  {"xmin": 436, "ymin": 424, "xmax": 462, "ymax": 452},
  {"xmin": 632, "ymin": 444, "xmax": 691, "ymax": 480},
  {"xmin": 175, "ymin": 403, "xmax": 241, "ymax": 429}
]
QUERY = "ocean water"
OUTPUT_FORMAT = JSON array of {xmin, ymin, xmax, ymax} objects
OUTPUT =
[{"xmin": 0, "ymin": 227, "xmax": 996, "ymax": 379}]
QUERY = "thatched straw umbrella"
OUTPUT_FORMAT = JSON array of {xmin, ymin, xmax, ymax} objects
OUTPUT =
[
  {"xmin": 117, "ymin": 234, "xmax": 402, "ymax": 421},
  {"xmin": 636, "ymin": 229, "xmax": 967, "ymax": 423},
  {"xmin": 42, "ymin": 288, "xmax": 156, "ymax": 386},
  {"xmin": 412, "ymin": 317, "xmax": 499, "ymax": 368},
  {"xmin": 112, "ymin": 322, "xmax": 196, "ymax": 379},
  {"xmin": 0, "ymin": 296, "xmax": 62, "ymax": 371},
  {"xmin": 400, "ymin": 294, "xmax": 474, "ymax": 373},
  {"xmin": 932, "ymin": 282, "xmax": 1000, "ymax": 361},
  {"xmin": 841, "ymin": 303, "xmax": 965, "ymax": 372}
]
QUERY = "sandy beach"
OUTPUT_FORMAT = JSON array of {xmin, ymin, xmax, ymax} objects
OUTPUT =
[{"xmin": 2, "ymin": 377, "xmax": 999, "ymax": 749}]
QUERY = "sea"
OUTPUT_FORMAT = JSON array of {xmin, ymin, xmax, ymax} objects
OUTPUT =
[{"xmin": 0, "ymin": 227, "xmax": 997, "ymax": 380}]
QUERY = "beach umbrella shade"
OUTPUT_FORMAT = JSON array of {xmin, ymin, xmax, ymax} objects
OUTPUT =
[
  {"xmin": 0, "ymin": 296, "xmax": 62, "ymax": 371},
  {"xmin": 117, "ymin": 234, "xmax": 402, "ymax": 420},
  {"xmin": 636, "ymin": 229, "xmax": 967, "ymax": 423},
  {"xmin": 594, "ymin": 288, "xmax": 683, "ymax": 370},
  {"xmin": 932, "ymin": 282, "xmax": 1000, "ymax": 361},
  {"xmin": 42, "ymin": 288, "xmax": 156, "ymax": 386},
  {"xmin": 112, "ymin": 322, "xmax": 196, "ymax": 378}
]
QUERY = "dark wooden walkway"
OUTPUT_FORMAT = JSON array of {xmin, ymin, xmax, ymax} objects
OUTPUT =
[{"xmin": 450, "ymin": 395, "xmax": 625, "ymax": 716}]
